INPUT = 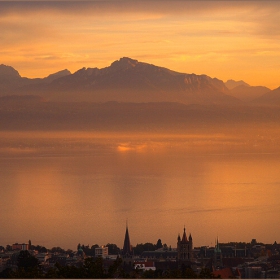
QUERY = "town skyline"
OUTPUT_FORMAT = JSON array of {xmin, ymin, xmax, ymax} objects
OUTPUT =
[
  {"xmin": 2, "ymin": 222, "xmax": 279, "ymax": 252},
  {"xmin": 1, "ymin": 227, "xmax": 279, "ymax": 279}
]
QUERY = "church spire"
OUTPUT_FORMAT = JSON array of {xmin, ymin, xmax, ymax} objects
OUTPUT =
[
  {"xmin": 181, "ymin": 225, "xmax": 188, "ymax": 243},
  {"xmin": 122, "ymin": 222, "xmax": 132, "ymax": 256}
]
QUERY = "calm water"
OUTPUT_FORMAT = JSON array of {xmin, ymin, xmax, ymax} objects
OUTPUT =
[{"xmin": 0, "ymin": 131, "xmax": 280, "ymax": 250}]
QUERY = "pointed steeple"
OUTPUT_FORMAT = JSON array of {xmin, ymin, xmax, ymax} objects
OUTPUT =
[
  {"xmin": 214, "ymin": 236, "xmax": 221, "ymax": 253},
  {"xmin": 177, "ymin": 233, "xmax": 181, "ymax": 242},
  {"xmin": 214, "ymin": 236, "xmax": 222, "ymax": 268},
  {"xmin": 122, "ymin": 222, "xmax": 132, "ymax": 256},
  {"xmin": 181, "ymin": 226, "xmax": 188, "ymax": 243}
]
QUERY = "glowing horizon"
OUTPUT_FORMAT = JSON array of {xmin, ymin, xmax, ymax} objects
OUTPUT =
[{"xmin": 1, "ymin": 1, "xmax": 280, "ymax": 89}]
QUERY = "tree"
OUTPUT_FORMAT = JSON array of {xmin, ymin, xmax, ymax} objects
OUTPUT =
[
  {"xmin": 91, "ymin": 244, "xmax": 99, "ymax": 251},
  {"xmin": 50, "ymin": 246, "xmax": 65, "ymax": 254},
  {"xmin": 66, "ymin": 249, "xmax": 74, "ymax": 255},
  {"xmin": 107, "ymin": 256, "xmax": 124, "ymax": 278},
  {"xmin": 106, "ymin": 243, "xmax": 121, "ymax": 255},
  {"xmin": 163, "ymin": 268, "xmax": 182, "ymax": 278},
  {"xmin": 181, "ymin": 265, "xmax": 197, "ymax": 279},
  {"xmin": 82, "ymin": 245, "xmax": 92, "ymax": 256},
  {"xmin": 83, "ymin": 257, "xmax": 105, "ymax": 278},
  {"xmin": 156, "ymin": 239, "xmax": 163, "ymax": 249},
  {"xmin": 45, "ymin": 262, "xmax": 83, "ymax": 279},
  {"xmin": 142, "ymin": 269, "xmax": 156, "ymax": 278},
  {"xmin": 199, "ymin": 268, "xmax": 219, "ymax": 279},
  {"xmin": 0, "ymin": 268, "xmax": 13, "ymax": 279},
  {"xmin": 7, "ymin": 250, "xmax": 43, "ymax": 278},
  {"xmin": 5, "ymin": 245, "xmax": 12, "ymax": 251},
  {"xmin": 17, "ymin": 250, "xmax": 40, "ymax": 271},
  {"xmin": 134, "ymin": 243, "xmax": 157, "ymax": 255},
  {"xmin": 40, "ymin": 246, "xmax": 47, "ymax": 253}
]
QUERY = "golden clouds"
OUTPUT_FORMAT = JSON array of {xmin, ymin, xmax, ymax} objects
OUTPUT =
[{"xmin": 0, "ymin": 1, "xmax": 279, "ymax": 88}]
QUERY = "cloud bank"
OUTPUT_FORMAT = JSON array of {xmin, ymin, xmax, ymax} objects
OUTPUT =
[{"xmin": 0, "ymin": 1, "xmax": 279, "ymax": 88}]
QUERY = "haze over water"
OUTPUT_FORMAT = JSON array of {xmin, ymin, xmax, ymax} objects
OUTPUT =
[
  {"xmin": 1, "ymin": 129, "xmax": 280, "ymax": 250},
  {"xmin": 1, "ymin": 0, "xmax": 280, "ymax": 254}
]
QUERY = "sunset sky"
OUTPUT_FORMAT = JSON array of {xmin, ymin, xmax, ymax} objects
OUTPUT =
[{"xmin": 1, "ymin": 0, "xmax": 280, "ymax": 89}]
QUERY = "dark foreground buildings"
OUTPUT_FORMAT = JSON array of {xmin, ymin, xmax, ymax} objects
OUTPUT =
[
  {"xmin": 118, "ymin": 225, "xmax": 280, "ymax": 278},
  {"xmin": 1, "ymin": 227, "xmax": 280, "ymax": 278}
]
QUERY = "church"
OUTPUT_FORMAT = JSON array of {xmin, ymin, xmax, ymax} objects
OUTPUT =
[
  {"xmin": 121, "ymin": 224, "xmax": 193, "ymax": 264},
  {"xmin": 177, "ymin": 226, "xmax": 193, "ymax": 261}
]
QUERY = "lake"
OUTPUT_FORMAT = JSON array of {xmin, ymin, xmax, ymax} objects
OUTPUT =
[{"xmin": 0, "ymin": 131, "xmax": 279, "ymax": 250}]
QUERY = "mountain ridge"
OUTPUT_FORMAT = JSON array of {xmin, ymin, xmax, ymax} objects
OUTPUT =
[
  {"xmin": 0, "ymin": 57, "xmax": 238, "ymax": 105},
  {"xmin": 225, "ymin": 79, "xmax": 250, "ymax": 90},
  {"xmin": 0, "ymin": 57, "xmax": 279, "ymax": 106},
  {"xmin": 229, "ymin": 85, "xmax": 271, "ymax": 102},
  {"xmin": 251, "ymin": 86, "xmax": 280, "ymax": 106}
]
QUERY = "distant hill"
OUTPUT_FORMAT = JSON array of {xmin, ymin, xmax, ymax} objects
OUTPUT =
[
  {"xmin": 251, "ymin": 86, "xmax": 280, "ymax": 106},
  {"xmin": 0, "ymin": 58, "xmax": 239, "ymax": 105},
  {"xmin": 44, "ymin": 69, "xmax": 71, "ymax": 84},
  {"xmin": 1, "ymin": 101, "xmax": 280, "ymax": 131},
  {"xmin": 225, "ymin": 79, "xmax": 250, "ymax": 90},
  {"xmin": 0, "ymin": 64, "xmax": 21, "ymax": 78},
  {"xmin": 0, "ymin": 65, "xmax": 71, "ymax": 96},
  {"xmin": 228, "ymin": 85, "xmax": 271, "ymax": 102},
  {"xmin": 0, "ymin": 95, "xmax": 45, "ymax": 102},
  {"xmin": 0, "ymin": 64, "xmax": 30, "ymax": 93}
]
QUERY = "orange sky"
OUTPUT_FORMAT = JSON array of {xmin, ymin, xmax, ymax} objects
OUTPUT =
[{"xmin": 1, "ymin": 1, "xmax": 280, "ymax": 89}]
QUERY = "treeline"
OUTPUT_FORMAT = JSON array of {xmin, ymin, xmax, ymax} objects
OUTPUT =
[
  {"xmin": 76, "ymin": 239, "xmax": 167, "ymax": 256},
  {"xmin": 0, "ymin": 250, "xmax": 124, "ymax": 279}
]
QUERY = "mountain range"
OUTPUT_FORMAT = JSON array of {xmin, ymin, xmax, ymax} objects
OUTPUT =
[{"xmin": 1, "ymin": 57, "xmax": 279, "ymax": 106}]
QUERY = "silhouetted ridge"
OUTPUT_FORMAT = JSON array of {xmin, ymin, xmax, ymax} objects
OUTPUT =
[
  {"xmin": 229, "ymin": 85, "xmax": 271, "ymax": 102},
  {"xmin": 110, "ymin": 57, "xmax": 138, "ymax": 70},
  {"xmin": 0, "ymin": 95, "xmax": 45, "ymax": 102},
  {"xmin": 251, "ymin": 86, "xmax": 280, "ymax": 106},
  {"xmin": 225, "ymin": 79, "xmax": 250, "ymax": 90},
  {"xmin": 0, "ymin": 64, "xmax": 21, "ymax": 78},
  {"xmin": 1, "ymin": 58, "xmax": 279, "ymax": 105},
  {"xmin": 45, "ymin": 69, "xmax": 71, "ymax": 83}
]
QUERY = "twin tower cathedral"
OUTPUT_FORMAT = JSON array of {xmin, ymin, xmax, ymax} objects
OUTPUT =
[
  {"xmin": 177, "ymin": 226, "xmax": 193, "ymax": 261},
  {"xmin": 122, "ymin": 224, "xmax": 193, "ymax": 261}
]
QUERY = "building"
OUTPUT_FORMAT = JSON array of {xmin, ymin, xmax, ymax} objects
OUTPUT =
[
  {"xmin": 177, "ymin": 227, "xmax": 193, "ymax": 261},
  {"xmin": 141, "ymin": 248, "xmax": 177, "ymax": 261},
  {"xmin": 212, "ymin": 267, "xmax": 240, "ymax": 279},
  {"xmin": 95, "ymin": 246, "xmax": 109, "ymax": 258},
  {"xmin": 34, "ymin": 252, "xmax": 50, "ymax": 264},
  {"xmin": 134, "ymin": 261, "xmax": 156, "ymax": 271},
  {"xmin": 266, "ymin": 270, "xmax": 280, "ymax": 279},
  {"xmin": 12, "ymin": 243, "xmax": 30, "ymax": 251}
]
